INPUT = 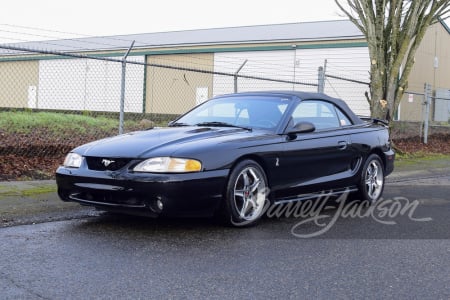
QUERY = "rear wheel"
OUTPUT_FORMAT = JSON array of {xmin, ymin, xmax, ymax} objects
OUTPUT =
[
  {"xmin": 356, "ymin": 154, "xmax": 385, "ymax": 203},
  {"xmin": 221, "ymin": 159, "xmax": 269, "ymax": 227}
]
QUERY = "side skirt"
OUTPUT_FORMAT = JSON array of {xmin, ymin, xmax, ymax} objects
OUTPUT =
[{"xmin": 273, "ymin": 186, "xmax": 358, "ymax": 205}]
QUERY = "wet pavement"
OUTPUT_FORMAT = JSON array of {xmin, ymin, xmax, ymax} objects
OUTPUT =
[{"xmin": 0, "ymin": 160, "xmax": 449, "ymax": 299}]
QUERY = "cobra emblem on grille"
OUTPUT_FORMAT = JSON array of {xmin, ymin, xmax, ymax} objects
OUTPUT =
[{"xmin": 102, "ymin": 159, "xmax": 115, "ymax": 167}]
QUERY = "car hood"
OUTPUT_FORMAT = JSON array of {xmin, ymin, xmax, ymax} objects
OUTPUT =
[{"xmin": 74, "ymin": 126, "xmax": 267, "ymax": 158}]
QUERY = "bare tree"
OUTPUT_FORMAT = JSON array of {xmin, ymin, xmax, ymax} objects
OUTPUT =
[{"xmin": 335, "ymin": 0, "xmax": 450, "ymax": 120}]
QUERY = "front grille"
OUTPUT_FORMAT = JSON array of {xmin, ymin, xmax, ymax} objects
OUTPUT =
[
  {"xmin": 85, "ymin": 157, "xmax": 132, "ymax": 171},
  {"xmin": 69, "ymin": 191, "xmax": 146, "ymax": 208}
]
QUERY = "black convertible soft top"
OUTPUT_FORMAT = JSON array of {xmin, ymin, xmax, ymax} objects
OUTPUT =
[{"xmin": 218, "ymin": 90, "xmax": 364, "ymax": 125}]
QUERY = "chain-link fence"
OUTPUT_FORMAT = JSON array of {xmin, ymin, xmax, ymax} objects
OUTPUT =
[
  {"xmin": 0, "ymin": 44, "xmax": 367, "ymax": 155},
  {"xmin": 0, "ymin": 42, "xmax": 448, "ymax": 180},
  {"xmin": 393, "ymin": 85, "xmax": 450, "ymax": 142}
]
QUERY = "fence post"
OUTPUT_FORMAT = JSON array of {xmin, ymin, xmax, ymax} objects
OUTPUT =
[
  {"xmin": 119, "ymin": 41, "xmax": 135, "ymax": 135},
  {"xmin": 317, "ymin": 59, "xmax": 327, "ymax": 93},
  {"xmin": 318, "ymin": 66, "xmax": 324, "ymax": 93},
  {"xmin": 234, "ymin": 59, "xmax": 248, "ymax": 93},
  {"xmin": 423, "ymin": 83, "xmax": 432, "ymax": 144}
]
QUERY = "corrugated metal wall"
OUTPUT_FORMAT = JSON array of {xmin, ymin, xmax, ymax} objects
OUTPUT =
[
  {"xmin": 213, "ymin": 47, "xmax": 371, "ymax": 116},
  {"xmin": 0, "ymin": 60, "xmax": 39, "ymax": 108},
  {"xmin": 38, "ymin": 56, "xmax": 145, "ymax": 112},
  {"xmin": 145, "ymin": 53, "xmax": 214, "ymax": 114}
]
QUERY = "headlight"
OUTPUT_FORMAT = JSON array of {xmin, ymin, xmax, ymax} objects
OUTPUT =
[
  {"xmin": 63, "ymin": 153, "xmax": 83, "ymax": 168},
  {"xmin": 133, "ymin": 157, "xmax": 202, "ymax": 173}
]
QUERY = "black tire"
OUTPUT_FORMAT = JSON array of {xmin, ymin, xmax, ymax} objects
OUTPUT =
[
  {"xmin": 220, "ymin": 159, "xmax": 269, "ymax": 227},
  {"xmin": 355, "ymin": 154, "xmax": 385, "ymax": 203}
]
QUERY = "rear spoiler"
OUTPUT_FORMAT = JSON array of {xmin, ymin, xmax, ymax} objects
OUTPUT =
[{"xmin": 358, "ymin": 116, "xmax": 389, "ymax": 126}]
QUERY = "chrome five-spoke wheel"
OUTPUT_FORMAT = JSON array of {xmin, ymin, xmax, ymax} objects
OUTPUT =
[
  {"xmin": 358, "ymin": 154, "xmax": 385, "ymax": 203},
  {"xmin": 222, "ymin": 159, "xmax": 268, "ymax": 226}
]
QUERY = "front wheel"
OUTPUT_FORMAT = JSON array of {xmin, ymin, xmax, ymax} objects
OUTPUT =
[
  {"xmin": 356, "ymin": 154, "xmax": 385, "ymax": 203},
  {"xmin": 221, "ymin": 159, "xmax": 269, "ymax": 227}
]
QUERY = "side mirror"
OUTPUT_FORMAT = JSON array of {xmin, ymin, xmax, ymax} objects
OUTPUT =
[{"xmin": 287, "ymin": 121, "xmax": 315, "ymax": 138}]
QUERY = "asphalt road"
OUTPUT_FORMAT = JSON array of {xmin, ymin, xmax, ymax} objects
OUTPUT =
[{"xmin": 1, "ymin": 177, "xmax": 449, "ymax": 299}]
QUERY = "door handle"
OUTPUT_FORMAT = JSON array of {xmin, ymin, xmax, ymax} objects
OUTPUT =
[{"xmin": 337, "ymin": 141, "xmax": 348, "ymax": 150}]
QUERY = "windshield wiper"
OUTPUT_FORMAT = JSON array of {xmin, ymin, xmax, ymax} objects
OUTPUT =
[
  {"xmin": 195, "ymin": 122, "xmax": 252, "ymax": 131},
  {"xmin": 168, "ymin": 122, "xmax": 191, "ymax": 127}
]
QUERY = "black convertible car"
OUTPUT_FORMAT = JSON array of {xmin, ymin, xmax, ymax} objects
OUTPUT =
[{"xmin": 56, "ymin": 91, "xmax": 394, "ymax": 226}]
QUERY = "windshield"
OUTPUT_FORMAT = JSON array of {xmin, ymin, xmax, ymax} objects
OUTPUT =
[{"xmin": 172, "ymin": 95, "xmax": 290, "ymax": 130}]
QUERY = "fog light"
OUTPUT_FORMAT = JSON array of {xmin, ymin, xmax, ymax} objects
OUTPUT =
[{"xmin": 157, "ymin": 199, "xmax": 163, "ymax": 210}]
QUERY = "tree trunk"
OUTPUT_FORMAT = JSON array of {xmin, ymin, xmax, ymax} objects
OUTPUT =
[
  {"xmin": 369, "ymin": 62, "xmax": 388, "ymax": 120},
  {"xmin": 335, "ymin": 0, "xmax": 450, "ymax": 123}
]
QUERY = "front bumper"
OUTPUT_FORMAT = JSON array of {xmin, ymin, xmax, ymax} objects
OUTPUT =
[{"xmin": 56, "ymin": 167, "xmax": 229, "ymax": 217}]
